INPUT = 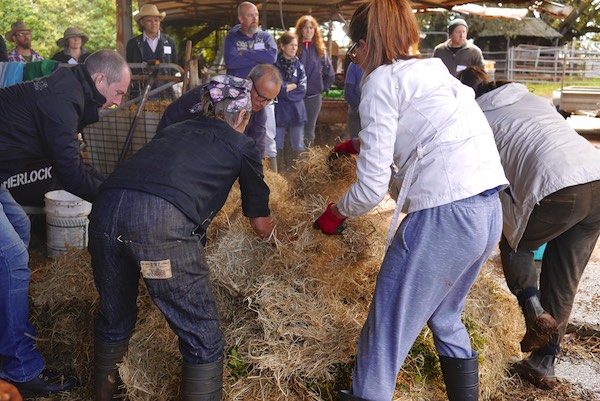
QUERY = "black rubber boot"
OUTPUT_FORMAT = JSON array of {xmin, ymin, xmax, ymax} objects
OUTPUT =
[
  {"xmin": 517, "ymin": 287, "xmax": 558, "ymax": 352},
  {"xmin": 276, "ymin": 152, "xmax": 285, "ymax": 174},
  {"xmin": 512, "ymin": 334, "xmax": 560, "ymax": 390},
  {"xmin": 94, "ymin": 338, "xmax": 130, "ymax": 401},
  {"xmin": 181, "ymin": 357, "xmax": 223, "ymax": 401},
  {"xmin": 339, "ymin": 389, "xmax": 370, "ymax": 400},
  {"xmin": 439, "ymin": 352, "xmax": 479, "ymax": 401},
  {"xmin": 267, "ymin": 157, "xmax": 278, "ymax": 173}
]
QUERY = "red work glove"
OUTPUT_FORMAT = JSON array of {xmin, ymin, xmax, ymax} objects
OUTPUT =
[
  {"xmin": 328, "ymin": 139, "xmax": 359, "ymax": 165},
  {"xmin": 333, "ymin": 138, "xmax": 359, "ymax": 155},
  {"xmin": 313, "ymin": 203, "xmax": 347, "ymax": 235}
]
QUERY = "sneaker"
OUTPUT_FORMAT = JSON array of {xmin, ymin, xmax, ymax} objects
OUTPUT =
[{"xmin": 12, "ymin": 368, "xmax": 79, "ymax": 397}]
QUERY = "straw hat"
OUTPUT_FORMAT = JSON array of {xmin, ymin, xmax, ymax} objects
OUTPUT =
[
  {"xmin": 5, "ymin": 20, "xmax": 32, "ymax": 42},
  {"xmin": 134, "ymin": 4, "xmax": 166, "ymax": 23},
  {"xmin": 56, "ymin": 27, "xmax": 89, "ymax": 47}
]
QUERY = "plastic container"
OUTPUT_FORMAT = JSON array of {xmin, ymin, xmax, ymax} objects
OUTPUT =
[
  {"xmin": 44, "ymin": 190, "xmax": 92, "ymax": 258},
  {"xmin": 533, "ymin": 243, "xmax": 547, "ymax": 261}
]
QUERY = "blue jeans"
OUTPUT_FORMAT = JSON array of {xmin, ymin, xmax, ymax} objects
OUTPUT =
[
  {"xmin": 352, "ymin": 193, "xmax": 502, "ymax": 400},
  {"xmin": 89, "ymin": 189, "xmax": 225, "ymax": 364},
  {"xmin": 0, "ymin": 188, "xmax": 45, "ymax": 382}
]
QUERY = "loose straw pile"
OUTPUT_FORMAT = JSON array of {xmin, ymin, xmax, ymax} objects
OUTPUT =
[{"xmin": 29, "ymin": 147, "xmax": 522, "ymax": 401}]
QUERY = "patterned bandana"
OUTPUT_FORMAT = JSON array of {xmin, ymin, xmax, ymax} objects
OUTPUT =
[{"xmin": 206, "ymin": 75, "xmax": 252, "ymax": 113}]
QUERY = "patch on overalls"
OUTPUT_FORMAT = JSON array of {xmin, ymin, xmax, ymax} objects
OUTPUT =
[{"xmin": 140, "ymin": 260, "xmax": 172, "ymax": 279}]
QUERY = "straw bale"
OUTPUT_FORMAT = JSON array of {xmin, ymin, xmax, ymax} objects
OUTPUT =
[{"xmin": 28, "ymin": 147, "xmax": 523, "ymax": 400}]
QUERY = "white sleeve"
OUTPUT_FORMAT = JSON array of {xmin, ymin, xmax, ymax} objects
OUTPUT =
[{"xmin": 337, "ymin": 68, "xmax": 399, "ymax": 218}]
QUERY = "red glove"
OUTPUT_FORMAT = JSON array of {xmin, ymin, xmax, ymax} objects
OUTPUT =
[
  {"xmin": 313, "ymin": 203, "xmax": 347, "ymax": 235},
  {"xmin": 333, "ymin": 139, "xmax": 359, "ymax": 155}
]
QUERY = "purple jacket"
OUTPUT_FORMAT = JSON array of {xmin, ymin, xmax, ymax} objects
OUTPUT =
[
  {"xmin": 274, "ymin": 56, "xmax": 307, "ymax": 127},
  {"xmin": 298, "ymin": 44, "xmax": 334, "ymax": 97},
  {"xmin": 344, "ymin": 63, "xmax": 363, "ymax": 108},
  {"xmin": 224, "ymin": 25, "xmax": 277, "ymax": 79}
]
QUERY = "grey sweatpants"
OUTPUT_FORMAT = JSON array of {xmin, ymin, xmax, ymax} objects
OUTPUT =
[{"xmin": 353, "ymin": 192, "xmax": 502, "ymax": 400}]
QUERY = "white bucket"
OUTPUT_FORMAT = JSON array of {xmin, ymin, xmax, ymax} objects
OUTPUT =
[{"xmin": 44, "ymin": 190, "xmax": 92, "ymax": 258}]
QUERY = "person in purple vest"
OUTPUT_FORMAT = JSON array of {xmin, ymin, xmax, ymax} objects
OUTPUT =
[{"xmin": 126, "ymin": 4, "xmax": 178, "ymax": 98}]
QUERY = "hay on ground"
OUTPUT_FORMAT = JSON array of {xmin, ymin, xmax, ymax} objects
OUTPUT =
[{"xmin": 29, "ymin": 147, "xmax": 523, "ymax": 401}]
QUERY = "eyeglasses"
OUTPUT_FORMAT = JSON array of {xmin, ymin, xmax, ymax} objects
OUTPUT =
[
  {"xmin": 15, "ymin": 32, "xmax": 32, "ymax": 38},
  {"xmin": 251, "ymin": 79, "xmax": 278, "ymax": 105},
  {"xmin": 348, "ymin": 41, "xmax": 360, "ymax": 64}
]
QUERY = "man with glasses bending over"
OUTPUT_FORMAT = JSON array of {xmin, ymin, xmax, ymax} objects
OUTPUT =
[
  {"xmin": 157, "ymin": 65, "xmax": 282, "ymax": 168},
  {"xmin": 5, "ymin": 21, "xmax": 43, "ymax": 62}
]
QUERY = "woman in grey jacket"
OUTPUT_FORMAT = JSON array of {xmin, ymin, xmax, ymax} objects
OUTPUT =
[{"xmin": 459, "ymin": 66, "xmax": 600, "ymax": 391}]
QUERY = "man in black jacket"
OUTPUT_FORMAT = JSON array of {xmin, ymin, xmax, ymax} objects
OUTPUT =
[
  {"xmin": 0, "ymin": 49, "xmax": 130, "ymax": 398},
  {"xmin": 126, "ymin": 3, "xmax": 178, "ymax": 99}
]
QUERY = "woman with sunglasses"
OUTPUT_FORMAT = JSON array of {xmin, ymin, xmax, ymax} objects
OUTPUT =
[{"xmin": 314, "ymin": 0, "xmax": 508, "ymax": 399}]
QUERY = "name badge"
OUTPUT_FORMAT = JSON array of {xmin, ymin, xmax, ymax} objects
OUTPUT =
[
  {"xmin": 254, "ymin": 42, "xmax": 265, "ymax": 50},
  {"xmin": 164, "ymin": 46, "xmax": 172, "ymax": 55}
]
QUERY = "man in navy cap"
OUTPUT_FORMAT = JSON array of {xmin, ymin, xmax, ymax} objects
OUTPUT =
[{"xmin": 433, "ymin": 18, "xmax": 484, "ymax": 77}]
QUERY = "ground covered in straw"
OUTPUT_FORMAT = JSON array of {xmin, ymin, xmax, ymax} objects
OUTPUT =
[{"xmin": 26, "ymin": 146, "xmax": 598, "ymax": 400}]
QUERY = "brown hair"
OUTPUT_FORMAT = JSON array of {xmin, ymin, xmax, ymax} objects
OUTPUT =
[
  {"xmin": 349, "ymin": 0, "xmax": 420, "ymax": 75},
  {"xmin": 278, "ymin": 31, "xmax": 298, "ymax": 47},
  {"xmin": 457, "ymin": 66, "xmax": 512, "ymax": 98},
  {"xmin": 294, "ymin": 15, "xmax": 326, "ymax": 59}
]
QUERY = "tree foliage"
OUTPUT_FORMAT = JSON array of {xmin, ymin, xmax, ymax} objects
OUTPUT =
[{"xmin": 0, "ymin": 0, "xmax": 116, "ymax": 59}]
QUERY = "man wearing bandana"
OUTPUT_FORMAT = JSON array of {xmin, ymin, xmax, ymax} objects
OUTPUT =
[{"xmin": 88, "ymin": 76, "xmax": 278, "ymax": 401}]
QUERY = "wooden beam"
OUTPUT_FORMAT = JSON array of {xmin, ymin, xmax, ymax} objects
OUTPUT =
[{"xmin": 116, "ymin": 0, "xmax": 133, "ymax": 57}]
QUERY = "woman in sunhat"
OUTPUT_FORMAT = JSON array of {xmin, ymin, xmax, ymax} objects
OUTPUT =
[{"xmin": 52, "ymin": 27, "xmax": 90, "ymax": 64}]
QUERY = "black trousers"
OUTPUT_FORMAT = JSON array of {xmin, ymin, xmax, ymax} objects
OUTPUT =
[{"xmin": 500, "ymin": 180, "xmax": 600, "ymax": 342}]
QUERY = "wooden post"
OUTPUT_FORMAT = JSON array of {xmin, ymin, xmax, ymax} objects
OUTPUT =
[
  {"xmin": 116, "ymin": 0, "xmax": 133, "ymax": 57},
  {"xmin": 182, "ymin": 40, "xmax": 193, "ymax": 93}
]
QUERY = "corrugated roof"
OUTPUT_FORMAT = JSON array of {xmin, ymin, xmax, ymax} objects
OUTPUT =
[
  {"xmin": 477, "ymin": 17, "xmax": 563, "ymax": 38},
  {"xmin": 142, "ymin": 0, "xmax": 526, "ymax": 30}
]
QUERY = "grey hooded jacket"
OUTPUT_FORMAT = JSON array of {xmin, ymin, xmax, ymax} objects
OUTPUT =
[{"xmin": 477, "ymin": 83, "xmax": 600, "ymax": 248}]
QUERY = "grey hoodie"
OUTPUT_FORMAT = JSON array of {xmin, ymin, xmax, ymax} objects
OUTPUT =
[{"xmin": 477, "ymin": 83, "xmax": 600, "ymax": 248}]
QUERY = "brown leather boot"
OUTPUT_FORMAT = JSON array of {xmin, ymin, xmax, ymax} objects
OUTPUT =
[
  {"xmin": 512, "ymin": 350, "xmax": 558, "ymax": 389},
  {"xmin": 519, "ymin": 289, "xmax": 558, "ymax": 352}
]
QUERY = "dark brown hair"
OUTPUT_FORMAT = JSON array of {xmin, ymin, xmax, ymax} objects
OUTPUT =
[
  {"xmin": 456, "ymin": 66, "xmax": 512, "ymax": 98},
  {"xmin": 278, "ymin": 31, "xmax": 298, "ymax": 47}
]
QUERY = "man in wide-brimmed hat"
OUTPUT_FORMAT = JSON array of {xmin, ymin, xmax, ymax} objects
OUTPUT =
[
  {"xmin": 126, "ymin": 3, "xmax": 178, "ymax": 98},
  {"xmin": 52, "ymin": 27, "xmax": 90, "ymax": 64},
  {"xmin": 5, "ymin": 20, "xmax": 43, "ymax": 62}
]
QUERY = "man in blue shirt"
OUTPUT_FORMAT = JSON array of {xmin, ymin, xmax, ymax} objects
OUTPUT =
[{"xmin": 224, "ymin": 2, "xmax": 279, "ymax": 169}]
